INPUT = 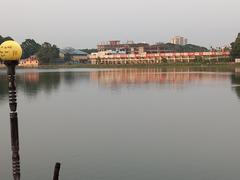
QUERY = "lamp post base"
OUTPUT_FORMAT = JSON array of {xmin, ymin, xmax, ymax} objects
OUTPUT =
[{"xmin": 4, "ymin": 61, "xmax": 21, "ymax": 180}]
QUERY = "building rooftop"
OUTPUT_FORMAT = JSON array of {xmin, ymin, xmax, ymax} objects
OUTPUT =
[
  {"xmin": 70, "ymin": 49, "xmax": 88, "ymax": 55},
  {"xmin": 60, "ymin": 48, "xmax": 88, "ymax": 55}
]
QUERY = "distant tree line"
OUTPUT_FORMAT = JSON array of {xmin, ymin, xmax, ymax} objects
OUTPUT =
[
  {"xmin": 0, "ymin": 35, "xmax": 13, "ymax": 44},
  {"xmin": 159, "ymin": 43, "xmax": 209, "ymax": 52},
  {"xmin": 21, "ymin": 39, "xmax": 59, "ymax": 64},
  {"xmin": 231, "ymin": 33, "xmax": 240, "ymax": 60}
]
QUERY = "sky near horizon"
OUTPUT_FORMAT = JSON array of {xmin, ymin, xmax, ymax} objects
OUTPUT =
[{"xmin": 1, "ymin": 0, "xmax": 239, "ymax": 49}]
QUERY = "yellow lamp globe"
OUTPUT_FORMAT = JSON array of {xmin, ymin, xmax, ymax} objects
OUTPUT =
[{"xmin": 0, "ymin": 40, "xmax": 22, "ymax": 61}]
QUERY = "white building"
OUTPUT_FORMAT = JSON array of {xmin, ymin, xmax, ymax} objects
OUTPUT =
[
  {"xmin": 170, "ymin": 36, "xmax": 188, "ymax": 46},
  {"xmin": 235, "ymin": 58, "xmax": 240, "ymax": 63}
]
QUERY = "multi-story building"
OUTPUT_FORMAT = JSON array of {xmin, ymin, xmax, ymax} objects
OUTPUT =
[
  {"xmin": 97, "ymin": 40, "xmax": 170, "ymax": 54},
  {"xmin": 170, "ymin": 36, "xmax": 188, "ymax": 46},
  {"xmin": 97, "ymin": 40, "xmax": 149, "ymax": 54}
]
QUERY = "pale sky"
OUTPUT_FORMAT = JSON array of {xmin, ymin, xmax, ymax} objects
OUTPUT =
[{"xmin": 1, "ymin": 0, "xmax": 239, "ymax": 49}]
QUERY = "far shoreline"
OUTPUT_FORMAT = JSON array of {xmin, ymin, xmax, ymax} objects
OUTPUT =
[{"xmin": 1, "ymin": 62, "xmax": 240, "ymax": 70}]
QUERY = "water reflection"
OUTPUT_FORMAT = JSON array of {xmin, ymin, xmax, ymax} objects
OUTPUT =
[
  {"xmin": 62, "ymin": 71, "xmax": 90, "ymax": 85},
  {"xmin": 1, "ymin": 67, "xmax": 240, "ymax": 104},
  {"xmin": 231, "ymin": 68, "xmax": 240, "ymax": 99},
  {"xmin": 1, "ymin": 67, "xmax": 240, "ymax": 180},
  {"xmin": 0, "ymin": 70, "xmax": 89, "ymax": 104},
  {"xmin": 0, "ymin": 71, "xmax": 61, "ymax": 102},
  {"xmin": 0, "ymin": 75, "xmax": 8, "ymax": 102},
  {"xmin": 90, "ymin": 68, "xmax": 230, "ymax": 89}
]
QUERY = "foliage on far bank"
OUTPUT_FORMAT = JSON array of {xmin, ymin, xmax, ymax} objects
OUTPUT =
[
  {"xmin": 157, "ymin": 43, "xmax": 209, "ymax": 52},
  {"xmin": 231, "ymin": 33, "xmax": 240, "ymax": 60},
  {"xmin": 21, "ymin": 39, "xmax": 41, "ymax": 59},
  {"xmin": 0, "ymin": 35, "xmax": 13, "ymax": 44},
  {"xmin": 64, "ymin": 53, "xmax": 71, "ymax": 62},
  {"xmin": 20, "ymin": 39, "xmax": 60, "ymax": 64},
  {"xmin": 36, "ymin": 42, "xmax": 60, "ymax": 64}
]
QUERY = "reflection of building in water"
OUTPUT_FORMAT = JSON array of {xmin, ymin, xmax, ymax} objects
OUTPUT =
[
  {"xmin": 235, "ymin": 68, "xmax": 240, "ymax": 73},
  {"xmin": 1, "ymin": 71, "xmax": 40, "ymax": 103},
  {"xmin": 0, "ymin": 61, "xmax": 4, "ymax": 67},
  {"xmin": 90, "ymin": 69, "xmax": 229, "ymax": 88},
  {"xmin": 20, "ymin": 72, "xmax": 40, "ymax": 82}
]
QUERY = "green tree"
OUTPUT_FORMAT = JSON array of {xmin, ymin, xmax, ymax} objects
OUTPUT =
[
  {"xmin": 52, "ymin": 45, "xmax": 60, "ymax": 58},
  {"xmin": 36, "ymin": 42, "xmax": 60, "ymax": 64},
  {"xmin": 0, "ymin": 35, "xmax": 4, "ymax": 44},
  {"xmin": 4, "ymin": 36, "xmax": 14, "ymax": 41},
  {"xmin": 0, "ymin": 35, "xmax": 13, "ymax": 44},
  {"xmin": 21, "ymin": 39, "xmax": 41, "ymax": 59},
  {"xmin": 64, "ymin": 53, "xmax": 72, "ymax": 62},
  {"xmin": 231, "ymin": 74, "xmax": 240, "ymax": 99},
  {"xmin": 231, "ymin": 33, "xmax": 240, "ymax": 60}
]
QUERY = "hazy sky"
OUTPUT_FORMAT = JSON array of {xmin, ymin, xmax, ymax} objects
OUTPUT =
[{"xmin": 1, "ymin": 0, "xmax": 239, "ymax": 48}]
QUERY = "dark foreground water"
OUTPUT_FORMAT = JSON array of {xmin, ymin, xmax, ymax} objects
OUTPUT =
[{"xmin": 1, "ymin": 67, "xmax": 240, "ymax": 180}]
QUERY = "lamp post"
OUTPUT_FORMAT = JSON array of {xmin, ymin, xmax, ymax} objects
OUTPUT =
[{"xmin": 0, "ymin": 40, "xmax": 22, "ymax": 180}]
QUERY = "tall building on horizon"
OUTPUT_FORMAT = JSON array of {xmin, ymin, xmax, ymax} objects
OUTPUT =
[{"xmin": 170, "ymin": 36, "xmax": 188, "ymax": 45}]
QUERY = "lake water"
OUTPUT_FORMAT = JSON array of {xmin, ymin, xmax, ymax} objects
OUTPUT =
[{"xmin": 1, "ymin": 67, "xmax": 240, "ymax": 180}]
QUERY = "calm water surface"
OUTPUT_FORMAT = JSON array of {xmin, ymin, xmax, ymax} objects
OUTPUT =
[{"xmin": 1, "ymin": 67, "xmax": 240, "ymax": 180}]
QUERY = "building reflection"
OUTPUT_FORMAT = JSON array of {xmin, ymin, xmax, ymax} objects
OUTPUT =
[
  {"xmin": 90, "ymin": 68, "xmax": 230, "ymax": 89},
  {"xmin": 1, "ymin": 67, "xmax": 240, "ymax": 104},
  {"xmin": 20, "ymin": 72, "xmax": 40, "ymax": 82},
  {"xmin": 0, "ymin": 71, "xmax": 61, "ymax": 103},
  {"xmin": 19, "ymin": 71, "xmax": 61, "ymax": 97},
  {"xmin": 0, "ymin": 70, "xmax": 89, "ymax": 104}
]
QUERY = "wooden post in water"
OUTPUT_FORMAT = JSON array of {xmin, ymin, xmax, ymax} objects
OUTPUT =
[{"xmin": 53, "ymin": 162, "xmax": 61, "ymax": 180}]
